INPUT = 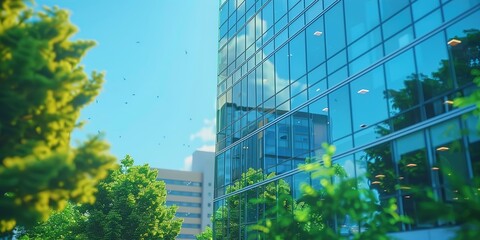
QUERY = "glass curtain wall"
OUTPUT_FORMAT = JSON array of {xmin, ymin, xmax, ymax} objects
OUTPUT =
[{"xmin": 215, "ymin": 0, "xmax": 480, "ymax": 239}]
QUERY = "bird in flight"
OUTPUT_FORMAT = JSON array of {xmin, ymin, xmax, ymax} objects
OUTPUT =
[
  {"xmin": 185, "ymin": 50, "xmax": 188, "ymax": 54},
  {"xmin": 123, "ymin": 77, "xmax": 126, "ymax": 81},
  {"xmin": 136, "ymin": 41, "xmax": 140, "ymax": 43}
]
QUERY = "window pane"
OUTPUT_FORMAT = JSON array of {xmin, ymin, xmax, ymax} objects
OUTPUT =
[
  {"xmin": 378, "ymin": 0, "xmax": 409, "ymax": 21},
  {"xmin": 329, "ymin": 85, "xmax": 352, "ymax": 140},
  {"xmin": 289, "ymin": 31, "xmax": 307, "ymax": 81},
  {"xmin": 306, "ymin": 16, "xmax": 326, "ymax": 71},
  {"xmin": 384, "ymin": 49, "xmax": 419, "ymax": 114},
  {"xmin": 344, "ymin": 0, "xmax": 380, "ymax": 43},
  {"xmin": 324, "ymin": 2, "xmax": 346, "ymax": 58},
  {"xmin": 415, "ymin": 32, "xmax": 452, "ymax": 101},
  {"xmin": 350, "ymin": 67, "xmax": 388, "ymax": 132}
]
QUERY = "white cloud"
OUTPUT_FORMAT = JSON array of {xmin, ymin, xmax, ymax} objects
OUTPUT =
[
  {"xmin": 197, "ymin": 144, "xmax": 215, "ymax": 152},
  {"xmin": 183, "ymin": 155, "xmax": 192, "ymax": 171},
  {"xmin": 190, "ymin": 118, "xmax": 216, "ymax": 142}
]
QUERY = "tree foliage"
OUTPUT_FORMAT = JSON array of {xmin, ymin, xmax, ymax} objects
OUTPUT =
[
  {"xmin": 17, "ymin": 202, "xmax": 85, "ymax": 240},
  {"xmin": 0, "ymin": 0, "xmax": 116, "ymax": 233},
  {"xmin": 18, "ymin": 155, "xmax": 183, "ymax": 240},
  {"xmin": 196, "ymin": 226, "xmax": 213, "ymax": 240},
  {"xmin": 251, "ymin": 144, "xmax": 410, "ymax": 240},
  {"xmin": 77, "ymin": 155, "xmax": 182, "ymax": 240}
]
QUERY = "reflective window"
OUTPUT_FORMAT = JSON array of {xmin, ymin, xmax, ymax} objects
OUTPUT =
[
  {"xmin": 344, "ymin": 0, "xmax": 380, "ymax": 43},
  {"xmin": 327, "ymin": 50, "xmax": 347, "ymax": 75},
  {"xmin": 293, "ymin": 108, "xmax": 310, "ymax": 158},
  {"xmin": 356, "ymin": 143, "xmax": 396, "ymax": 199},
  {"xmin": 443, "ymin": 0, "xmax": 480, "ymax": 21},
  {"xmin": 327, "ymin": 66, "xmax": 347, "ymax": 88},
  {"xmin": 350, "ymin": 67, "xmax": 388, "ymax": 132},
  {"xmin": 415, "ymin": 32, "xmax": 452, "ymax": 100},
  {"xmin": 348, "ymin": 26, "xmax": 382, "ymax": 61},
  {"xmin": 349, "ymin": 45, "xmax": 383, "ymax": 75},
  {"xmin": 414, "ymin": 9, "xmax": 442, "ymax": 38},
  {"xmin": 446, "ymin": 11, "xmax": 480, "ymax": 87},
  {"xmin": 289, "ymin": 31, "xmax": 307, "ymax": 81},
  {"xmin": 306, "ymin": 16, "xmax": 326, "ymax": 71},
  {"xmin": 308, "ymin": 97, "xmax": 329, "ymax": 152},
  {"xmin": 275, "ymin": 45, "xmax": 290, "ymax": 91},
  {"xmin": 329, "ymin": 85, "xmax": 352, "ymax": 141},
  {"xmin": 465, "ymin": 115, "xmax": 480, "ymax": 178},
  {"xmin": 324, "ymin": 1, "xmax": 345, "ymax": 58},
  {"xmin": 384, "ymin": 50, "xmax": 419, "ymax": 114},
  {"xmin": 378, "ymin": 0, "xmax": 409, "ymax": 21},
  {"xmin": 412, "ymin": 0, "xmax": 440, "ymax": 21},
  {"xmin": 384, "ymin": 26, "xmax": 414, "ymax": 55},
  {"xmin": 382, "ymin": 7, "xmax": 412, "ymax": 40},
  {"xmin": 274, "ymin": 0, "xmax": 288, "ymax": 23},
  {"xmin": 332, "ymin": 135, "xmax": 353, "ymax": 155},
  {"xmin": 395, "ymin": 131, "xmax": 432, "ymax": 229},
  {"xmin": 430, "ymin": 119, "xmax": 468, "ymax": 202}
]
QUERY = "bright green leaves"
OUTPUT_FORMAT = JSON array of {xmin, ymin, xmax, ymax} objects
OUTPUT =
[
  {"xmin": 252, "ymin": 144, "xmax": 410, "ymax": 239},
  {"xmin": 78, "ymin": 155, "xmax": 182, "ymax": 240},
  {"xmin": 18, "ymin": 156, "xmax": 183, "ymax": 239},
  {"xmin": 0, "ymin": 0, "xmax": 116, "ymax": 233}
]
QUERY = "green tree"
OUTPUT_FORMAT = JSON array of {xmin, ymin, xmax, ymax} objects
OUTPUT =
[
  {"xmin": 213, "ymin": 168, "xmax": 291, "ymax": 240},
  {"xmin": 252, "ymin": 144, "xmax": 410, "ymax": 240},
  {"xmin": 196, "ymin": 226, "xmax": 213, "ymax": 240},
  {"xmin": 16, "ymin": 202, "xmax": 85, "ymax": 240},
  {"xmin": 416, "ymin": 69, "xmax": 480, "ymax": 240},
  {"xmin": 77, "ymin": 155, "xmax": 182, "ymax": 240},
  {"xmin": 0, "ymin": 0, "xmax": 116, "ymax": 233}
]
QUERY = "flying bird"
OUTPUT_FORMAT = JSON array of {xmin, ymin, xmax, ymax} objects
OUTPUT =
[
  {"xmin": 185, "ymin": 50, "xmax": 188, "ymax": 54},
  {"xmin": 136, "ymin": 41, "xmax": 140, "ymax": 43},
  {"xmin": 123, "ymin": 77, "xmax": 126, "ymax": 81},
  {"xmin": 125, "ymin": 102, "xmax": 128, "ymax": 104}
]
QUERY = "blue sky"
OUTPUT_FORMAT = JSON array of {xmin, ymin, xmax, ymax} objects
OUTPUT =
[{"xmin": 36, "ymin": 0, "xmax": 220, "ymax": 170}]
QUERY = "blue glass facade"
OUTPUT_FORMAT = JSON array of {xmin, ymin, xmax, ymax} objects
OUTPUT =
[{"xmin": 215, "ymin": 0, "xmax": 480, "ymax": 239}]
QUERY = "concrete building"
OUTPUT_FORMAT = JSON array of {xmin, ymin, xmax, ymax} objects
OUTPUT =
[
  {"xmin": 214, "ymin": 0, "xmax": 480, "ymax": 239},
  {"xmin": 156, "ymin": 151, "xmax": 215, "ymax": 240}
]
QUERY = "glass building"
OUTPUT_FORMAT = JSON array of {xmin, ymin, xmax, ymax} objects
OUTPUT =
[{"xmin": 214, "ymin": 0, "xmax": 480, "ymax": 239}]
